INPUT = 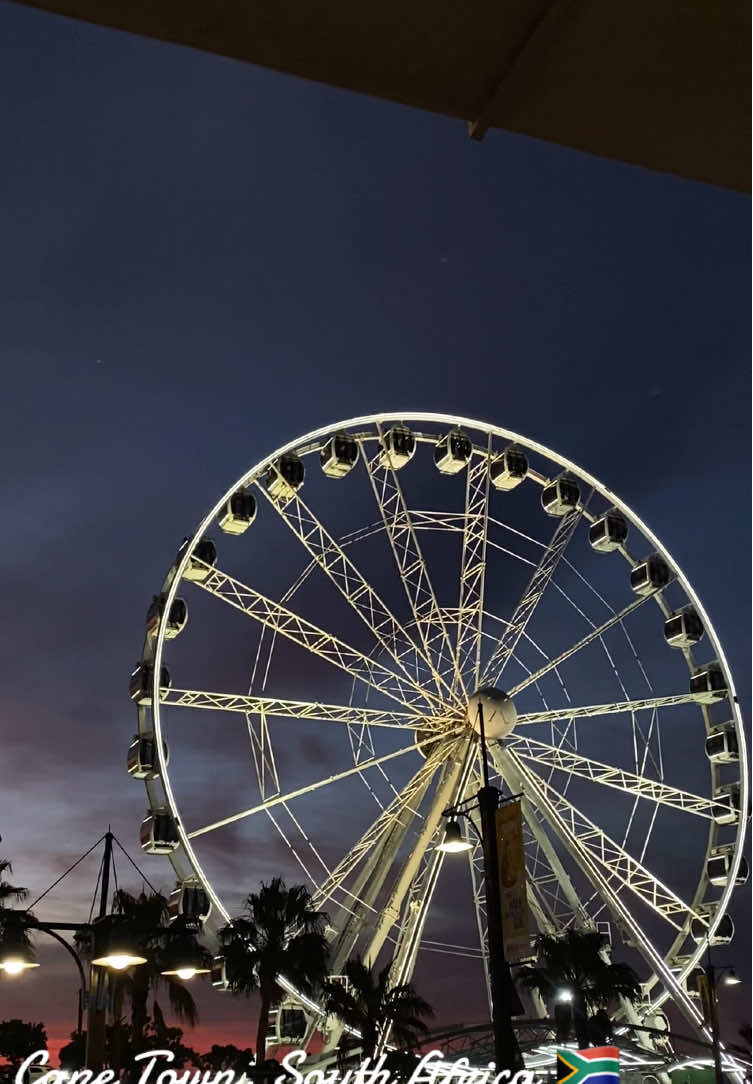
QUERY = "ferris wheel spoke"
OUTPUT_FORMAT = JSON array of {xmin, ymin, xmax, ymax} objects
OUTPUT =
[
  {"xmin": 480, "ymin": 504, "xmax": 586, "ymax": 688},
  {"xmin": 504, "ymin": 748, "xmax": 703, "ymax": 931},
  {"xmin": 508, "ymin": 590, "xmax": 663, "ymax": 697},
  {"xmin": 516, "ymin": 691, "xmax": 705, "ymax": 726},
  {"xmin": 364, "ymin": 743, "xmax": 477, "ymax": 971},
  {"xmin": 192, "ymin": 562, "xmax": 445, "ymax": 714},
  {"xmin": 161, "ymin": 687, "xmax": 431, "ymax": 730},
  {"xmin": 312, "ymin": 743, "xmax": 445, "ymax": 913},
  {"xmin": 361, "ymin": 427, "xmax": 466, "ymax": 705},
  {"xmin": 187, "ymin": 730, "xmax": 456, "ymax": 840},
  {"xmin": 500, "ymin": 748, "xmax": 707, "ymax": 1037},
  {"xmin": 255, "ymin": 481, "xmax": 444, "ymax": 704},
  {"xmin": 508, "ymin": 734, "xmax": 725, "ymax": 819},
  {"xmin": 455, "ymin": 437, "xmax": 492, "ymax": 694}
]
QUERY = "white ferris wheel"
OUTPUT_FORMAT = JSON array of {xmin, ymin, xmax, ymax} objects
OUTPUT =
[{"xmin": 128, "ymin": 413, "xmax": 748, "ymax": 1051}]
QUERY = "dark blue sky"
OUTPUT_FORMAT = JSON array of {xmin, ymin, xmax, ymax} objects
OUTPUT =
[{"xmin": 0, "ymin": 0, "xmax": 749, "ymax": 1057}]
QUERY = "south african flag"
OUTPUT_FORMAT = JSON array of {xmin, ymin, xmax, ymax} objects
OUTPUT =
[{"xmin": 557, "ymin": 1046, "xmax": 620, "ymax": 1084}]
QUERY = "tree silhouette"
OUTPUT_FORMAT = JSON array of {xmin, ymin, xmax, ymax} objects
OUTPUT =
[
  {"xmin": 218, "ymin": 878, "xmax": 329, "ymax": 1062},
  {"xmin": 517, "ymin": 929, "xmax": 640, "ymax": 1048},
  {"xmin": 0, "ymin": 1020, "xmax": 47, "ymax": 1068},
  {"xmin": 323, "ymin": 957, "xmax": 433, "ymax": 1058}
]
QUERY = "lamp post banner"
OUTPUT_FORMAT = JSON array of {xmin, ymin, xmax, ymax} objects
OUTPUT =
[{"xmin": 496, "ymin": 799, "xmax": 530, "ymax": 964}]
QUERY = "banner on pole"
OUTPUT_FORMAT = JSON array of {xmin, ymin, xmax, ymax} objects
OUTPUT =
[{"xmin": 496, "ymin": 798, "xmax": 530, "ymax": 964}]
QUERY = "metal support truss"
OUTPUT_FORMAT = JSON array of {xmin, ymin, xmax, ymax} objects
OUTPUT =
[
  {"xmin": 194, "ymin": 562, "xmax": 442, "ymax": 713},
  {"xmin": 480, "ymin": 504, "xmax": 584, "ymax": 687},
  {"xmin": 508, "ymin": 734, "xmax": 726, "ymax": 818},
  {"xmin": 455, "ymin": 438, "xmax": 492, "ymax": 693},
  {"xmin": 161, "ymin": 686, "xmax": 433, "ymax": 729},
  {"xmin": 362, "ymin": 426, "xmax": 466, "ymax": 705},
  {"xmin": 256, "ymin": 480, "xmax": 453, "ymax": 707}
]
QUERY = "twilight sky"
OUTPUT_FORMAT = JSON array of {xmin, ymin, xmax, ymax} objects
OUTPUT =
[{"xmin": 0, "ymin": 0, "xmax": 750, "ymax": 1060}]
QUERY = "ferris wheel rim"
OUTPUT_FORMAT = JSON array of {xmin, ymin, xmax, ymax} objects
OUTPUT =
[{"xmin": 137, "ymin": 411, "xmax": 747, "ymax": 1033}]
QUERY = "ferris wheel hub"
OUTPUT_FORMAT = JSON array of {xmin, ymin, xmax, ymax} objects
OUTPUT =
[{"xmin": 467, "ymin": 686, "xmax": 517, "ymax": 739}]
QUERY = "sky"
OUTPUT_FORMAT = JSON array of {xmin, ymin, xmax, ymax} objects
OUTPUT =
[{"xmin": 0, "ymin": 0, "xmax": 750, "ymax": 1063}]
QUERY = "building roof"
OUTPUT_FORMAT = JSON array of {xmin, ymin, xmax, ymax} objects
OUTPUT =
[{"xmin": 14, "ymin": 0, "xmax": 750, "ymax": 191}]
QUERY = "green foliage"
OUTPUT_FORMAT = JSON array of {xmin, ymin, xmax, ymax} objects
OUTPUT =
[
  {"xmin": 218, "ymin": 878, "xmax": 329, "ymax": 1063},
  {"xmin": 0, "ymin": 1020, "xmax": 47, "ymax": 1067},
  {"xmin": 323, "ymin": 957, "xmax": 433, "ymax": 1059}
]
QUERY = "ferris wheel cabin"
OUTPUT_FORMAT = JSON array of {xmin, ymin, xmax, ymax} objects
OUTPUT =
[
  {"xmin": 707, "ymin": 844, "xmax": 749, "ymax": 887},
  {"xmin": 168, "ymin": 881, "xmax": 211, "ymax": 929},
  {"xmin": 320, "ymin": 432, "xmax": 359, "ymax": 478},
  {"xmin": 630, "ymin": 555, "xmax": 671, "ymax": 596},
  {"xmin": 541, "ymin": 474, "xmax": 580, "ymax": 516},
  {"xmin": 664, "ymin": 609, "xmax": 704, "ymax": 648},
  {"xmin": 129, "ymin": 663, "xmax": 171, "ymax": 705},
  {"xmin": 178, "ymin": 536, "xmax": 217, "ymax": 582},
  {"xmin": 140, "ymin": 810, "xmax": 180, "ymax": 854},
  {"xmin": 690, "ymin": 664, "xmax": 727, "ymax": 703},
  {"xmin": 589, "ymin": 510, "xmax": 628, "ymax": 552},
  {"xmin": 127, "ymin": 734, "xmax": 168, "ymax": 780},
  {"xmin": 691, "ymin": 912, "xmax": 734, "ymax": 946},
  {"xmin": 434, "ymin": 429, "xmax": 472, "ymax": 475},
  {"xmin": 266, "ymin": 453, "xmax": 305, "ymax": 500},
  {"xmin": 379, "ymin": 425, "xmax": 416, "ymax": 469},
  {"xmin": 219, "ymin": 489, "xmax": 257, "ymax": 535},
  {"xmin": 146, "ymin": 595, "xmax": 188, "ymax": 639},
  {"xmin": 705, "ymin": 723, "xmax": 739, "ymax": 763},
  {"xmin": 490, "ymin": 445, "xmax": 528, "ymax": 491},
  {"xmin": 712, "ymin": 782, "xmax": 741, "ymax": 825}
]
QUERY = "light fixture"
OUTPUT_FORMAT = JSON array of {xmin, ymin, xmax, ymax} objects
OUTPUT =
[
  {"xmin": 0, "ymin": 949, "xmax": 39, "ymax": 975},
  {"xmin": 0, "ymin": 926, "xmax": 39, "ymax": 975},
  {"xmin": 437, "ymin": 819, "xmax": 473, "ymax": 853},
  {"xmin": 91, "ymin": 919, "xmax": 147, "ymax": 971},
  {"xmin": 555, "ymin": 988, "xmax": 575, "ymax": 1003},
  {"xmin": 723, "ymin": 969, "xmax": 741, "ymax": 986},
  {"xmin": 161, "ymin": 939, "xmax": 209, "ymax": 981}
]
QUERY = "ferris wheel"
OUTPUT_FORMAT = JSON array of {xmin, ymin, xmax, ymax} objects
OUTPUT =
[{"xmin": 128, "ymin": 413, "xmax": 747, "ymax": 1049}]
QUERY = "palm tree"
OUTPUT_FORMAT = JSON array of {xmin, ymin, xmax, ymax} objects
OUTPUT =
[
  {"xmin": 0, "ymin": 859, "xmax": 28, "ymax": 908},
  {"xmin": 109, "ymin": 889, "xmax": 201, "ymax": 1053},
  {"xmin": 517, "ymin": 929, "xmax": 641, "ymax": 1048},
  {"xmin": 218, "ymin": 878, "xmax": 329, "ymax": 1062},
  {"xmin": 323, "ymin": 957, "xmax": 434, "ymax": 1059}
]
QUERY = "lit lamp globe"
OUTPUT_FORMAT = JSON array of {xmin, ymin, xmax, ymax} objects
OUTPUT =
[
  {"xmin": 91, "ymin": 921, "xmax": 147, "ymax": 971},
  {"xmin": 0, "ymin": 944, "xmax": 39, "ymax": 976},
  {"xmin": 467, "ymin": 687, "xmax": 518, "ymax": 739},
  {"xmin": 437, "ymin": 820, "xmax": 473, "ymax": 854},
  {"xmin": 161, "ymin": 942, "xmax": 210, "ymax": 982}
]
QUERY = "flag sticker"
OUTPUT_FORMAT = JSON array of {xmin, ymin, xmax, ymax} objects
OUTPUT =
[{"xmin": 557, "ymin": 1046, "xmax": 620, "ymax": 1084}]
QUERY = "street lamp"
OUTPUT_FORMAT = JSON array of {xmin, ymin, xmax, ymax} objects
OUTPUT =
[
  {"xmin": 0, "ymin": 944, "xmax": 39, "ymax": 975},
  {"xmin": 698, "ymin": 941, "xmax": 741, "ymax": 1084},
  {"xmin": 437, "ymin": 819, "xmax": 473, "ymax": 854},
  {"xmin": 161, "ymin": 937, "xmax": 211, "ymax": 981},
  {"xmin": 91, "ymin": 918, "xmax": 148, "ymax": 971},
  {"xmin": 555, "ymin": 988, "xmax": 574, "ymax": 1003},
  {"xmin": 440, "ymin": 697, "xmax": 524, "ymax": 1074}
]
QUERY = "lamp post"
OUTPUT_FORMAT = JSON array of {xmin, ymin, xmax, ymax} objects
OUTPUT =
[
  {"xmin": 0, "ymin": 830, "xmax": 207, "ymax": 1070},
  {"xmin": 438, "ymin": 702, "xmax": 524, "ymax": 1073},
  {"xmin": 700, "ymin": 941, "xmax": 741, "ymax": 1084}
]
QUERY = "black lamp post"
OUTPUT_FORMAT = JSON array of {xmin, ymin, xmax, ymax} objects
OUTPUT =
[
  {"xmin": 438, "ymin": 702, "xmax": 524, "ymax": 1073},
  {"xmin": 700, "ymin": 941, "xmax": 742, "ymax": 1084}
]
